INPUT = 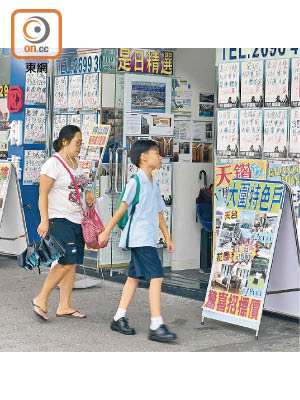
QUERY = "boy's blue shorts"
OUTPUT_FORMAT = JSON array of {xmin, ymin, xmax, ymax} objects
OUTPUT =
[
  {"xmin": 128, "ymin": 246, "xmax": 163, "ymax": 281},
  {"xmin": 49, "ymin": 218, "xmax": 85, "ymax": 266}
]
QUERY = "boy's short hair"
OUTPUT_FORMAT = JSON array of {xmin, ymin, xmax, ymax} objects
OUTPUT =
[{"xmin": 130, "ymin": 139, "xmax": 159, "ymax": 167}]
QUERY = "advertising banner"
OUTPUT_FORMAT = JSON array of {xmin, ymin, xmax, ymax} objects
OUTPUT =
[{"xmin": 203, "ymin": 178, "xmax": 286, "ymax": 333}]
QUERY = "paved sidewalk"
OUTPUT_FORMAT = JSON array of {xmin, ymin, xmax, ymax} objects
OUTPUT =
[{"xmin": 0, "ymin": 257, "xmax": 299, "ymax": 352}]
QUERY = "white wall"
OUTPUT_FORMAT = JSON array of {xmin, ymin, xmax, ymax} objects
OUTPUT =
[{"xmin": 171, "ymin": 49, "xmax": 216, "ymax": 270}]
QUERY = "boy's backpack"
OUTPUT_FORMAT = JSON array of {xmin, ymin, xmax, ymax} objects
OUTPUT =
[{"xmin": 116, "ymin": 174, "xmax": 140, "ymax": 230}]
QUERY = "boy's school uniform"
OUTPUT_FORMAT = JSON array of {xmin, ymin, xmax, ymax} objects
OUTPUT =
[{"xmin": 119, "ymin": 169, "xmax": 166, "ymax": 280}]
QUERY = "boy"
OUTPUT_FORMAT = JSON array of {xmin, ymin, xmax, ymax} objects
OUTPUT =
[{"xmin": 98, "ymin": 140, "xmax": 177, "ymax": 343}]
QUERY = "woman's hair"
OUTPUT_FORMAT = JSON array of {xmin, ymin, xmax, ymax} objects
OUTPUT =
[
  {"xmin": 53, "ymin": 125, "xmax": 81, "ymax": 152},
  {"xmin": 130, "ymin": 139, "xmax": 159, "ymax": 167}
]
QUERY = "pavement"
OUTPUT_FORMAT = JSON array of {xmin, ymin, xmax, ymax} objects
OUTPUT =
[{"xmin": 0, "ymin": 256, "xmax": 299, "ymax": 352}]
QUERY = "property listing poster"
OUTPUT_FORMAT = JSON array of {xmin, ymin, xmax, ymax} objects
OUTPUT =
[
  {"xmin": 68, "ymin": 74, "xmax": 83, "ymax": 110},
  {"xmin": 214, "ymin": 159, "xmax": 267, "ymax": 248},
  {"xmin": 203, "ymin": 178, "xmax": 285, "ymax": 331},
  {"xmin": 239, "ymin": 109, "xmax": 263, "ymax": 157},
  {"xmin": 81, "ymin": 113, "xmax": 98, "ymax": 146},
  {"xmin": 240, "ymin": 60, "xmax": 264, "ymax": 108},
  {"xmin": 25, "ymin": 69, "xmax": 47, "ymax": 105},
  {"xmin": 216, "ymin": 109, "xmax": 239, "ymax": 156},
  {"xmin": 23, "ymin": 150, "xmax": 46, "ymax": 185},
  {"xmin": 263, "ymin": 109, "xmax": 288, "ymax": 158},
  {"xmin": 291, "ymin": 58, "xmax": 300, "ymax": 107},
  {"xmin": 53, "ymin": 76, "xmax": 68, "ymax": 110},
  {"xmin": 171, "ymin": 78, "xmax": 192, "ymax": 118},
  {"xmin": 267, "ymin": 160, "xmax": 300, "ymax": 244},
  {"xmin": 82, "ymin": 73, "xmax": 100, "ymax": 109},
  {"xmin": 264, "ymin": 59, "xmax": 289, "ymax": 106},
  {"xmin": 68, "ymin": 113, "xmax": 81, "ymax": 127},
  {"xmin": 174, "ymin": 120, "xmax": 191, "ymax": 140},
  {"xmin": 53, "ymin": 114, "xmax": 67, "ymax": 140},
  {"xmin": 218, "ymin": 62, "xmax": 240, "ymax": 108},
  {"xmin": 289, "ymin": 108, "xmax": 300, "ymax": 158},
  {"xmin": 24, "ymin": 108, "xmax": 46, "ymax": 144},
  {"xmin": 124, "ymin": 112, "xmax": 150, "ymax": 135}
]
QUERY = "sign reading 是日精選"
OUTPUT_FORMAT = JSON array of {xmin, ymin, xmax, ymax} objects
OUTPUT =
[
  {"xmin": 117, "ymin": 49, "xmax": 174, "ymax": 76},
  {"xmin": 202, "ymin": 178, "xmax": 286, "ymax": 335}
]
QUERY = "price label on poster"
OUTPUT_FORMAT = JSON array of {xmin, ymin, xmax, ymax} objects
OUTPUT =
[
  {"xmin": 216, "ymin": 110, "xmax": 239, "ymax": 156},
  {"xmin": 23, "ymin": 150, "xmax": 46, "ymax": 185},
  {"xmin": 239, "ymin": 109, "xmax": 262, "ymax": 158},
  {"xmin": 25, "ymin": 70, "xmax": 47, "ymax": 105},
  {"xmin": 68, "ymin": 75, "xmax": 83, "ymax": 110},
  {"xmin": 289, "ymin": 108, "xmax": 300, "ymax": 157},
  {"xmin": 203, "ymin": 178, "xmax": 285, "ymax": 332},
  {"xmin": 54, "ymin": 76, "xmax": 68, "ymax": 110},
  {"xmin": 24, "ymin": 108, "xmax": 46, "ymax": 144},
  {"xmin": 82, "ymin": 73, "xmax": 100, "ymax": 109},
  {"xmin": 291, "ymin": 58, "xmax": 300, "ymax": 106},
  {"xmin": 81, "ymin": 113, "xmax": 97, "ymax": 146},
  {"xmin": 263, "ymin": 109, "xmax": 288, "ymax": 158},
  {"xmin": 265, "ymin": 59, "xmax": 289, "ymax": 106},
  {"xmin": 240, "ymin": 60, "xmax": 263, "ymax": 107},
  {"xmin": 218, "ymin": 62, "xmax": 240, "ymax": 108}
]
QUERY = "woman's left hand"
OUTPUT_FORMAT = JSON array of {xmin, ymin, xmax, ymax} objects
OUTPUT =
[{"xmin": 85, "ymin": 191, "xmax": 96, "ymax": 208}]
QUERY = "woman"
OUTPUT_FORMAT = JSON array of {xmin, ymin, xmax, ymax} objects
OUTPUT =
[{"xmin": 32, "ymin": 125, "xmax": 95, "ymax": 321}]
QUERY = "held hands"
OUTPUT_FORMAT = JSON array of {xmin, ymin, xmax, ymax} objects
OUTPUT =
[
  {"xmin": 37, "ymin": 219, "xmax": 49, "ymax": 239},
  {"xmin": 98, "ymin": 230, "xmax": 110, "ymax": 246},
  {"xmin": 166, "ymin": 239, "xmax": 175, "ymax": 253},
  {"xmin": 85, "ymin": 191, "xmax": 96, "ymax": 208}
]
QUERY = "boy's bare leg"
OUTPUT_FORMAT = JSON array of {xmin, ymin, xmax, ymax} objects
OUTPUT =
[
  {"xmin": 119, "ymin": 277, "xmax": 139, "ymax": 310},
  {"xmin": 32, "ymin": 264, "xmax": 72, "ymax": 319},
  {"xmin": 149, "ymin": 277, "xmax": 163, "ymax": 317}
]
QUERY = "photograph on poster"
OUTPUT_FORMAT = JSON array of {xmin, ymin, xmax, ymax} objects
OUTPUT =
[
  {"xmin": 124, "ymin": 113, "xmax": 150, "ymax": 135},
  {"xmin": 291, "ymin": 58, "xmax": 300, "ymax": 107},
  {"xmin": 25, "ymin": 70, "xmax": 47, "ymax": 105},
  {"xmin": 289, "ymin": 108, "xmax": 300, "ymax": 157},
  {"xmin": 131, "ymin": 81, "xmax": 166, "ymax": 113},
  {"xmin": 0, "ymin": 98, "xmax": 9, "ymax": 122},
  {"xmin": 263, "ymin": 109, "xmax": 288, "ymax": 157},
  {"xmin": 240, "ymin": 60, "xmax": 264, "ymax": 108},
  {"xmin": 265, "ymin": 59, "xmax": 289, "ymax": 106},
  {"xmin": 239, "ymin": 109, "xmax": 263, "ymax": 157},
  {"xmin": 174, "ymin": 120, "xmax": 191, "ymax": 140},
  {"xmin": 172, "ymin": 78, "xmax": 192, "ymax": 118},
  {"xmin": 53, "ymin": 75, "xmax": 68, "ymax": 109},
  {"xmin": 173, "ymin": 142, "xmax": 190, "ymax": 162},
  {"xmin": 24, "ymin": 108, "xmax": 46, "ymax": 144},
  {"xmin": 68, "ymin": 74, "xmax": 83, "ymax": 110},
  {"xmin": 150, "ymin": 114, "xmax": 174, "ymax": 136},
  {"xmin": 216, "ymin": 109, "xmax": 239, "ymax": 156},
  {"xmin": 218, "ymin": 62, "xmax": 240, "ymax": 108},
  {"xmin": 192, "ymin": 143, "xmax": 212, "ymax": 162},
  {"xmin": 199, "ymin": 93, "xmax": 214, "ymax": 103},
  {"xmin": 199, "ymin": 104, "xmax": 214, "ymax": 117},
  {"xmin": 82, "ymin": 73, "xmax": 100, "ymax": 109},
  {"xmin": 192, "ymin": 120, "xmax": 213, "ymax": 142},
  {"xmin": 152, "ymin": 137, "xmax": 173, "ymax": 158}
]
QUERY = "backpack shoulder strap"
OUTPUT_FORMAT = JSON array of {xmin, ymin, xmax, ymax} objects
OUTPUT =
[{"xmin": 131, "ymin": 175, "xmax": 140, "ymax": 207}]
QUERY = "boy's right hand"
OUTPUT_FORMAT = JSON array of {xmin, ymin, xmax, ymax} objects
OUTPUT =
[{"xmin": 98, "ymin": 230, "xmax": 110, "ymax": 246}]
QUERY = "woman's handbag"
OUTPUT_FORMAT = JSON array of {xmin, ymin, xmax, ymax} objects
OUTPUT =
[{"xmin": 52, "ymin": 155, "xmax": 108, "ymax": 249}]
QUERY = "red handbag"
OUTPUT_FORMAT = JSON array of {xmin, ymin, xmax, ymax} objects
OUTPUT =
[{"xmin": 52, "ymin": 155, "xmax": 108, "ymax": 249}]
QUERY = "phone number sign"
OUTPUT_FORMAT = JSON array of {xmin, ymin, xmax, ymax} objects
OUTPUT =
[{"xmin": 216, "ymin": 48, "xmax": 300, "ymax": 64}]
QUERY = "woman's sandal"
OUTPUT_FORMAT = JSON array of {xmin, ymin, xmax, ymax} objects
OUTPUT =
[
  {"xmin": 31, "ymin": 300, "xmax": 48, "ymax": 321},
  {"xmin": 56, "ymin": 311, "xmax": 86, "ymax": 318}
]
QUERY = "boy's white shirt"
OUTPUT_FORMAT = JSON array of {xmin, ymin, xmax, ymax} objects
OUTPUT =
[{"xmin": 119, "ymin": 169, "xmax": 165, "ymax": 249}]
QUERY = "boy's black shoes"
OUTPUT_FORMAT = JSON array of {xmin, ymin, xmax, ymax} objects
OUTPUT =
[
  {"xmin": 148, "ymin": 324, "xmax": 177, "ymax": 343},
  {"xmin": 110, "ymin": 317, "xmax": 136, "ymax": 335}
]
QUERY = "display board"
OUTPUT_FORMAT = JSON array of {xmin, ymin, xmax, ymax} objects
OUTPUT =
[
  {"xmin": 240, "ymin": 60, "xmax": 264, "ymax": 108},
  {"xmin": 218, "ymin": 62, "xmax": 240, "ymax": 108},
  {"xmin": 0, "ymin": 163, "xmax": 28, "ymax": 256},
  {"xmin": 239, "ymin": 109, "xmax": 263, "ymax": 157},
  {"xmin": 202, "ymin": 178, "xmax": 286, "ymax": 336}
]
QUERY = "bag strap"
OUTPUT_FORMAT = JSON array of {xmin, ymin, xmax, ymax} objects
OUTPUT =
[
  {"xmin": 126, "ymin": 174, "xmax": 140, "ymax": 249},
  {"xmin": 52, "ymin": 155, "xmax": 85, "ymax": 214}
]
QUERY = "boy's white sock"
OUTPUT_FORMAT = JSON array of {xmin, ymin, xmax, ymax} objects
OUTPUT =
[
  {"xmin": 114, "ymin": 308, "xmax": 127, "ymax": 321},
  {"xmin": 150, "ymin": 316, "xmax": 164, "ymax": 330}
]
